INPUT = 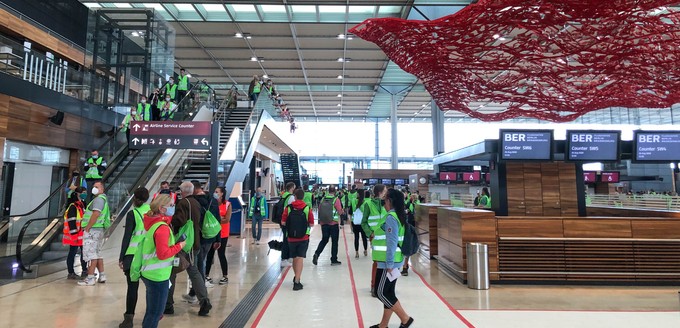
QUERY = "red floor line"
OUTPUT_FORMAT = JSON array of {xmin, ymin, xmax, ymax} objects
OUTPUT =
[
  {"xmin": 411, "ymin": 267, "xmax": 477, "ymax": 328},
  {"xmin": 250, "ymin": 266, "xmax": 291, "ymax": 328},
  {"xmin": 342, "ymin": 227, "xmax": 365, "ymax": 328}
]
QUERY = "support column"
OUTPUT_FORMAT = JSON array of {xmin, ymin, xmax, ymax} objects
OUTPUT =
[
  {"xmin": 374, "ymin": 119, "xmax": 379, "ymax": 163},
  {"xmin": 431, "ymin": 101, "xmax": 445, "ymax": 155},
  {"xmin": 391, "ymin": 94, "xmax": 398, "ymax": 169}
]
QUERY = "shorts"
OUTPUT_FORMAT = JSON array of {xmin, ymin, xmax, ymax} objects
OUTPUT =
[
  {"xmin": 82, "ymin": 228, "xmax": 104, "ymax": 262},
  {"xmin": 287, "ymin": 240, "xmax": 309, "ymax": 258}
]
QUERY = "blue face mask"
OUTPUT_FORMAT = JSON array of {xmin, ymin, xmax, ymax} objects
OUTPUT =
[
  {"xmin": 165, "ymin": 206, "xmax": 175, "ymax": 217},
  {"xmin": 79, "ymin": 193, "xmax": 87, "ymax": 201}
]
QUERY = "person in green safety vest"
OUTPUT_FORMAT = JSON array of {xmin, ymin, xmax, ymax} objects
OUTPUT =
[
  {"xmin": 164, "ymin": 77, "xmax": 177, "ymax": 102},
  {"xmin": 248, "ymin": 75, "xmax": 261, "ymax": 105},
  {"xmin": 361, "ymin": 184, "xmax": 388, "ymax": 297},
  {"xmin": 177, "ymin": 69, "xmax": 189, "ymax": 102},
  {"xmin": 370, "ymin": 188, "xmax": 413, "ymax": 328},
  {"xmin": 158, "ymin": 97, "xmax": 176, "ymax": 121},
  {"xmin": 338, "ymin": 189, "xmax": 348, "ymax": 226},
  {"xmin": 302, "ymin": 184, "xmax": 313, "ymax": 209},
  {"xmin": 120, "ymin": 106, "xmax": 142, "ymax": 143},
  {"xmin": 78, "ymin": 181, "xmax": 111, "ymax": 286},
  {"xmin": 249, "ymin": 187, "xmax": 268, "ymax": 245},
  {"xmin": 130, "ymin": 194, "xmax": 185, "ymax": 328},
  {"xmin": 83, "ymin": 150, "xmax": 107, "ymax": 200},
  {"xmin": 346, "ymin": 185, "xmax": 359, "ymax": 222},
  {"xmin": 351, "ymin": 189, "xmax": 369, "ymax": 259},
  {"xmin": 64, "ymin": 170, "xmax": 86, "ymax": 199},
  {"xmin": 401, "ymin": 193, "xmax": 420, "ymax": 276},
  {"xmin": 199, "ymin": 79, "xmax": 211, "ymax": 103},
  {"xmin": 117, "ymin": 187, "xmax": 150, "ymax": 328},
  {"xmin": 475, "ymin": 187, "xmax": 492, "ymax": 209},
  {"xmin": 136, "ymin": 96, "xmax": 152, "ymax": 121}
]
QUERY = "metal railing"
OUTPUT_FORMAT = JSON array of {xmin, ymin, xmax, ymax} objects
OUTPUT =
[{"xmin": 587, "ymin": 194, "xmax": 680, "ymax": 211}]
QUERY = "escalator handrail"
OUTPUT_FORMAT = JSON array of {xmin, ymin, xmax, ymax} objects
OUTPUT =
[{"xmin": 15, "ymin": 217, "xmax": 58, "ymax": 273}]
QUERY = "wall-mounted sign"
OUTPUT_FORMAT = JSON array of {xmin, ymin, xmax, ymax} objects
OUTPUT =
[
  {"xmin": 500, "ymin": 130, "xmax": 553, "ymax": 161},
  {"xmin": 129, "ymin": 121, "xmax": 212, "ymax": 150},
  {"xmin": 634, "ymin": 131, "xmax": 680, "ymax": 162},
  {"xmin": 567, "ymin": 130, "xmax": 620, "ymax": 161}
]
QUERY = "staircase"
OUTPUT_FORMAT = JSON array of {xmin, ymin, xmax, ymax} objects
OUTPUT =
[
  {"xmin": 280, "ymin": 153, "xmax": 302, "ymax": 188},
  {"xmin": 170, "ymin": 106, "xmax": 254, "ymax": 188}
]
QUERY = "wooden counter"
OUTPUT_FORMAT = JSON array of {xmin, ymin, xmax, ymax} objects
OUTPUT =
[
  {"xmin": 414, "ymin": 203, "xmax": 446, "ymax": 258},
  {"xmin": 435, "ymin": 207, "xmax": 497, "ymax": 282},
  {"xmin": 496, "ymin": 216, "xmax": 680, "ymax": 282}
]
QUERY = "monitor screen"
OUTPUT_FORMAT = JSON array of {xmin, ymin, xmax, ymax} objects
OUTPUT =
[
  {"xmin": 394, "ymin": 178, "xmax": 406, "ymax": 185},
  {"xmin": 583, "ymin": 171, "xmax": 597, "ymax": 183},
  {"xmin": 485, "ymin": 173, "xmax": 491, "ymax": 183},
  {"xmin": 381, "ymin": 178, "xmax": 393, "ymax": 185},
  {"xmin": 567, "ymin": 130, "xmax": 620, "ymax": 161},
  {"xmin": 601, "ymin": 171, "xmax": 620, "ymax": 183},
  {"xmin": 439, "ymin": 172, "xmax": 457, "ymax": 181},
  {"xmin": 368, "ymin": 178, "xmax": 378, "ymax": 185},
  {"xmin": 500, "ymin": 130, "xmax": 553, "ymax": 160},
  {"xmin": 462, "ymin": 172, "xmax": 481, "ymax": 182},
  {"xmin": 634, "ymin": 131, "xmax": 680, "ymax": 161}
]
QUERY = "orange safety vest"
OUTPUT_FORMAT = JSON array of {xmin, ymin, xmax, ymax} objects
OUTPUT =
[{"xmin": 62, "ymin": 202, "xmax": 85, "ymax": 246}]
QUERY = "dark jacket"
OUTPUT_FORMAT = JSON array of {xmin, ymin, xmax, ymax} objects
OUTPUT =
[
  {"xmin": 194, "ymin": 193, "xmax": 221, "ymax": 244},
  {"xmin": 171, "ymin": 196, "xmax": 202, "ymax": 250}
]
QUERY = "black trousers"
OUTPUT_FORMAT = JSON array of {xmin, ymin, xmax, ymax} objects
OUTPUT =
[
  {"xmin": 281, "ymin": 227, "xmax": 290, "ymax": 260},
  {"xmin": 66, "ymin": 245, "xmax": 87, "ymax": 274},
  {"xmin": 123, "ymin": 269, "xmax": 139, "ymax": 315},
  {"xmin": 352, "ymin": 223, "xmax": 368, "ymax": 252},
  {"xmin": 314, "ymin": 224, "xmax": 339, "ymax": 262},
  {"xmin": 206, "ymin": 236, "xmax": 229, "ymax": 276}
]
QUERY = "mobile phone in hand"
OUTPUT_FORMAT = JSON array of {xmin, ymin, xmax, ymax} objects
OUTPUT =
[{"xmin": 177, "ymin": 234, "xmax": 187, "ymax": 242}]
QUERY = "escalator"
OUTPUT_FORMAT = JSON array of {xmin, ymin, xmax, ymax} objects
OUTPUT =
[{"xmin": 0, "ymin": 82, "xmax": 215, "ymax": 278}]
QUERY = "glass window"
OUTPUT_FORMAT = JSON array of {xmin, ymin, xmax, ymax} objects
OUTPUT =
[
  {"xmin": 113, "ymin": 3, "xmax": 132, "ymax": 8},
  {"xmin": 349, "ymin": 6, "xmax": 375, "ymax": 14},
  {"xmin": 174, "ymin": 4, "xmax": 196, "ymax": 12},
  {"xmin": 202, "ymin": 4, "xmax": 225, "ymax": 12},
  {"xmin": 231, "ymin": 4, "xmax": 256, "ymax": 12},
  {"xmin": 260, "ymin": 5, "xmax": 286, "ymax": 13},
  {"xmin": 319, "ymin": 6, "xmax": 346, "ymax": 13},
  {"xmin": 378, "ymin": 6, "xmax": 403, "ymax": 14},
  {"xmin": 83, "ymin": 3, "xmax": 101, "ymax": 8},
  {"xmin": 291, "ymin": 5, "xmax": 316, "ymax": 13}
]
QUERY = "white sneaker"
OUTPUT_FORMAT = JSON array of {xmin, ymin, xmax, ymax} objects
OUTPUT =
[
  {"xmin": 281, "ymin": 259, "xmax": 292, "ymax": 267},
  {"xmin": 256, "ymin": 241, "xmax": 260, "ymax": 245},
  {"xmin": 97, "ymin": 273, "xmax": 107, "ymax": 283},
  {"xmin": 182, "ymin": 294, "xmax": 198, "ymax": 304},
  {"xmin": 77, "ymin": 277, "xmax": 96, "ymax": 286},
  {"xmin": 205, "ymin": 280, "xmax": 215, "ymax": 288}
]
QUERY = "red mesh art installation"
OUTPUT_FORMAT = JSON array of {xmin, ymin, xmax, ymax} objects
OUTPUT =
[{"xmin": 350, "ymin": 0, "xmax": 680, "ymax": 122}]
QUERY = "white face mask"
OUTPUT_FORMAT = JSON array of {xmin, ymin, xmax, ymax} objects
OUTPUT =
[
  {"xmin": 131, "ymin": 111, "xmax": 137, "ymax": 116},
  {"xmin": 213, "ymin": 193, "xmax": 220, "ymax": 200},
  {"xmin": 141, "ymin": 99, "xmax": 146, "ymax": 104},
  {"xmin": 165, "ymin": 98, "xmax": 170, "ymax": 101},
  {"xmin": 91, "ymin": 187, "xmax": 100, "ymax": 195}
]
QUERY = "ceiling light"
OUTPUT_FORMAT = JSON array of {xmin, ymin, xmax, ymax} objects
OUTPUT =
[
  {"xmin": 131, "ymin": 32, "xmax": 139, "ymax": 37},
  {"xmin": 337, "ymin": 34, "xmax": 346, "ymax": 39},
  {"xmin": 337, "ymin": 111, "xmax": 341, "ymax": 114},
  {"xmin": 414, "ymin": 112, "xmax": 418, "ymax": 115},
  {"xmin": 337, "ymin": 58, "xmax": 345, "ymax": 62},
  {"xmin": 493, "ymin": 34, "xmax": 500, "ymax": 39},
  {"xmin": 250, "ymin": 57, "xmax": 258, "ymax": 61},
  {"xmin": 421, "ymin": 104, "xmax": 427, "ymax": 107},
  {"xmin": 262, "ymin": 74, "xmax": 268, "ymax": 79},
  {"xmin": 337, "ymin": 94, "xmax": 342, "ymax": 97},
  {"xmin": 235, "ymin": 33, "xmax": 243, "ymax": 38},
  {"xmin": 337, "ymin": 75, "xmax": 343, "ymax": 79},
  {"xmin": 337, "ymin": 104, "xmax": 342, "ymax": 107}
]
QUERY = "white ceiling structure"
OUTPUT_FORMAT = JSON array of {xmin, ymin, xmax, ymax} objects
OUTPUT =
[
  {"xmin": 79, "ymin": 1, "xmax": 680, "ymax": 126},
  {"xmin": 80, "ymin": 0, "xmax": 477, "ymax": 122}
]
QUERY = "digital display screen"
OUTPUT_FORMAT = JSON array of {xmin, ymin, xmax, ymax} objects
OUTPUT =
[
  {"xmin": 381, "ymin": 179, "xmax": 393, "ymax": 185},
  {"xmin": 439, "ymin": 172, "xmax": 457, "ymax": 181},
  {"xmin": 485, "ymin": 173, "xmax": 491, "ymax": 183},
  {"xmin": 500, "ymin": 130, "xmax": 553, "ymax": 160},
  {"xmin": 462, "ymin": 172, "xmax": 481, "ymax": 182},
  {"xmin": 601, "ymin": 171, "xmax": 620, "ymax": 183},
  {"xmin": 394, "ymin": 179, "xmax": 406, "ymax": 185},
  {"xmin": 583, "ymin": 171, "xmax": 597, "ymax": 183},
  {"xmin": 634, "ymin": 131, "xmax": 680, "ymax": 161},
  {"xmin": 368, "ymin": 178, "xmax": 378, "ymax": 185},
  {"xmin": 567, "ymin": 130, "xmax": 620, "ymax": 161}
]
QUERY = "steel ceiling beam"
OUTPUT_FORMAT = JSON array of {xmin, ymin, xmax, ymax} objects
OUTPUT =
[{"xmin": 283, "ymin": 0, "xmax": 317, "ymax": 116}]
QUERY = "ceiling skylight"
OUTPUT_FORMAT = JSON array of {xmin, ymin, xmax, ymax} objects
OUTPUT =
[
  {"xmin": 83, "ymin": 3, "xmax": 101, "ymax": 8},
  {"xmin": 291, "ymin": 5, "xmax": 316, "ymax": 13},
  {"xmin": 174, "ymin": 4, "xmax": 196, "ymax": 12},
  {"xmin": 261, "ymin": 5, "xmax": 286, "ymax": 13},
  {"xmin": 319, "ymin": 6, "xmax": 346, "ymax": 14},
  {"xmin": 202, "ymin": 4, "xmax": 225, "ymax": 12},
  {"xmin": 349, "ymin": 6, "xmax": 376, "ymax": 14},
  {"xmin": 231, "ymin": 4, "xmax": 256, "ymax": 12},
  {"xmin": 113, "ymin": 3, "xmax": 132, "ymax": 8}
]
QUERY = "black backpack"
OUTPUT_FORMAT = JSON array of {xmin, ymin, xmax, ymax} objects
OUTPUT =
[
  {"xmin": 272, "ymin": 194, "xmax": 291, "ymax": 224},
  {"xmin": 286, "ymin": 205, "xmax": 309, "ymax": 238},
  {"xmin": 400, "ymin": 221, "xmax": 420, "ymax": 257}
]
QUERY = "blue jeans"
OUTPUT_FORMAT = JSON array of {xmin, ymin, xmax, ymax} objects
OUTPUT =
[
  {"xmin": 252, "ymin": 213, "xmax": 263, "ymax": 241},
  {"xmin": 196, "ymin": 243, "xmax": 212, "ymax": 280},
  {"xmin": 141, "ymin": 277, "xmax": 169, "ymax": 328}
]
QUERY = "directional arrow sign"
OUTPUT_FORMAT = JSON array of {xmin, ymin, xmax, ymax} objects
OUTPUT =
[
  {"xmin": 129, "ymin": 121, "xmax": 212, "ymax": 150},
  {"xmin": 132, "ymin": 138, "xmax": 140, "ymax": 145}
]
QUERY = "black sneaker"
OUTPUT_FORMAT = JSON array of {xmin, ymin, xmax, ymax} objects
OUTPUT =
[
  {"xmin": 293, "ymin": 282, "xmax": 303, "ymax": 291},
  {"xmin": 198, "ymin": 299, "xmax": 212, "ymax": 316},
  {"xmin": 401, "ymin": 268, "xmax": 409, "ymax": 276},
  {"xmin": 163, "ymin": 307, "xmax": 174, "ymax": 315},
  {"xmin": 330, "ymin": 260, "xmax": 342, "ymax": 265},
  {"xmin": 399, "ymin": 317, "xmax": 414, "ymax": 328},
  {"xmin": 312, "ymin": 254, "xmax": 318, "ymax": 265}
]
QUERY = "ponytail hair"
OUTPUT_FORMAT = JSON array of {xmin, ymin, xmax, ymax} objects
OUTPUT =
[{"xmin": 386, "ymin": 188, "xmax": 406, "ymax": 225}]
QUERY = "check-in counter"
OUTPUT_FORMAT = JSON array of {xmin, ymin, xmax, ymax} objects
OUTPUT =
[
  {"xmin": 435, "ymin": 207, "xmax": 497, "ymax": 282},
  {"xmin": 414, "ymin": 203, "xmax": 447, "ymax": 258}
]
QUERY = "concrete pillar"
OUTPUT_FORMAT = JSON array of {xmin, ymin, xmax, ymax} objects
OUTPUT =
[
  {"xmin": 431, "ymin": 101, "xmax": 445, "ymax": 155},
  {"xmin": 391, "ymin": 93, "xmax": 398, "ymax": 169}
]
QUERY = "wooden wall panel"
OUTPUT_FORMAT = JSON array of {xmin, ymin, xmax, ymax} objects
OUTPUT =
[
  {"xmin": 523, "ymin": 163, "xmax": 543, "ymax": 216},
  {"xmin": 506, "ymin": 163, "xmax": 526, "ymax": 216},
  {"xmin": 631, "ymin": 220, "xmax": 680, "ymax": 239},
  {"xmin": 498, "ymin": 218, "xmax": 564, "ymax": 237},
  {"xmin": 541, "ymin": 163, "xmax": 561, "ymax": 216},
  {"xmin": 563, "ymin": 219, "xmax": 632, "ymax": 238},
  {"xmin": 558, "ymin": 163, "xmax": 579, "ymax": 216}
]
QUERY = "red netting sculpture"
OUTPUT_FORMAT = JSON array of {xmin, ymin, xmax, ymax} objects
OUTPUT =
[{"xmin": 350, "ymin": 0, "xmax": 680, "ymax": 122}]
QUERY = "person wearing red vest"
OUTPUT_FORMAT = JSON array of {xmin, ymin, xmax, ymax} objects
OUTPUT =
[
  {"xmin": 153, "ymin": 181, "xmax": 177, "ymax": 204},
  {"xmin": 63, "ymin": 186, "xmax": 88, "ymax": 279}
]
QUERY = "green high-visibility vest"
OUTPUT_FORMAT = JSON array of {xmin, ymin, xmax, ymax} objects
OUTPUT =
[
  {"xmin": 125, "ymin": 204, "xmax": 150, "ymax": 256},
  {"xmin": 253, "ymin": 83, "xmax": 261, "ymax": 94},
  {"xmin": 480, "ymin": 195, "xmax": 491, "ymax": 209},
  {"xmin": 85, "ymin": 157, "xmax": 104, "ymax": 179},
  {"xmin": 139, "ymin": 221, "xmax": 175, "ymax": 282},
  {"xmin": 364, "ymin": 198, "xmax": 387, "ymax": 231},
  {"xmin": 178, "ymin": 75, "xmax": 189, "ymax": 91},
  {"xmin": 137, "ymin": 103, "xmax": 151, "ymax": 121},
  {"xmin": 372, "ymin": 211, "xmax": 404, "ymax": 263},
  {"xmin": 249, "ymin": 196, "xmax": 266, "ymax": 217},
  {"xmin": 347, "ymin": 191, "xmax": 358, "ymax": 209},
  {"xmin": 82, "ymin": 194, "xmax": 110, "ymax": 229},
  {"xmin": 303, "ymin": 192, "xmax": 313, "ymax": 209},
  {"xmin": 165, "ymin": 83, "xmax": 177, "ymax": 100}
]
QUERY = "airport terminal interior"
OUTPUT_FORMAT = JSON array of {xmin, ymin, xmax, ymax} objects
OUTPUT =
[{"xmin": 0, "ymin": 0, "xmax": 680, "ymax": 327}]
